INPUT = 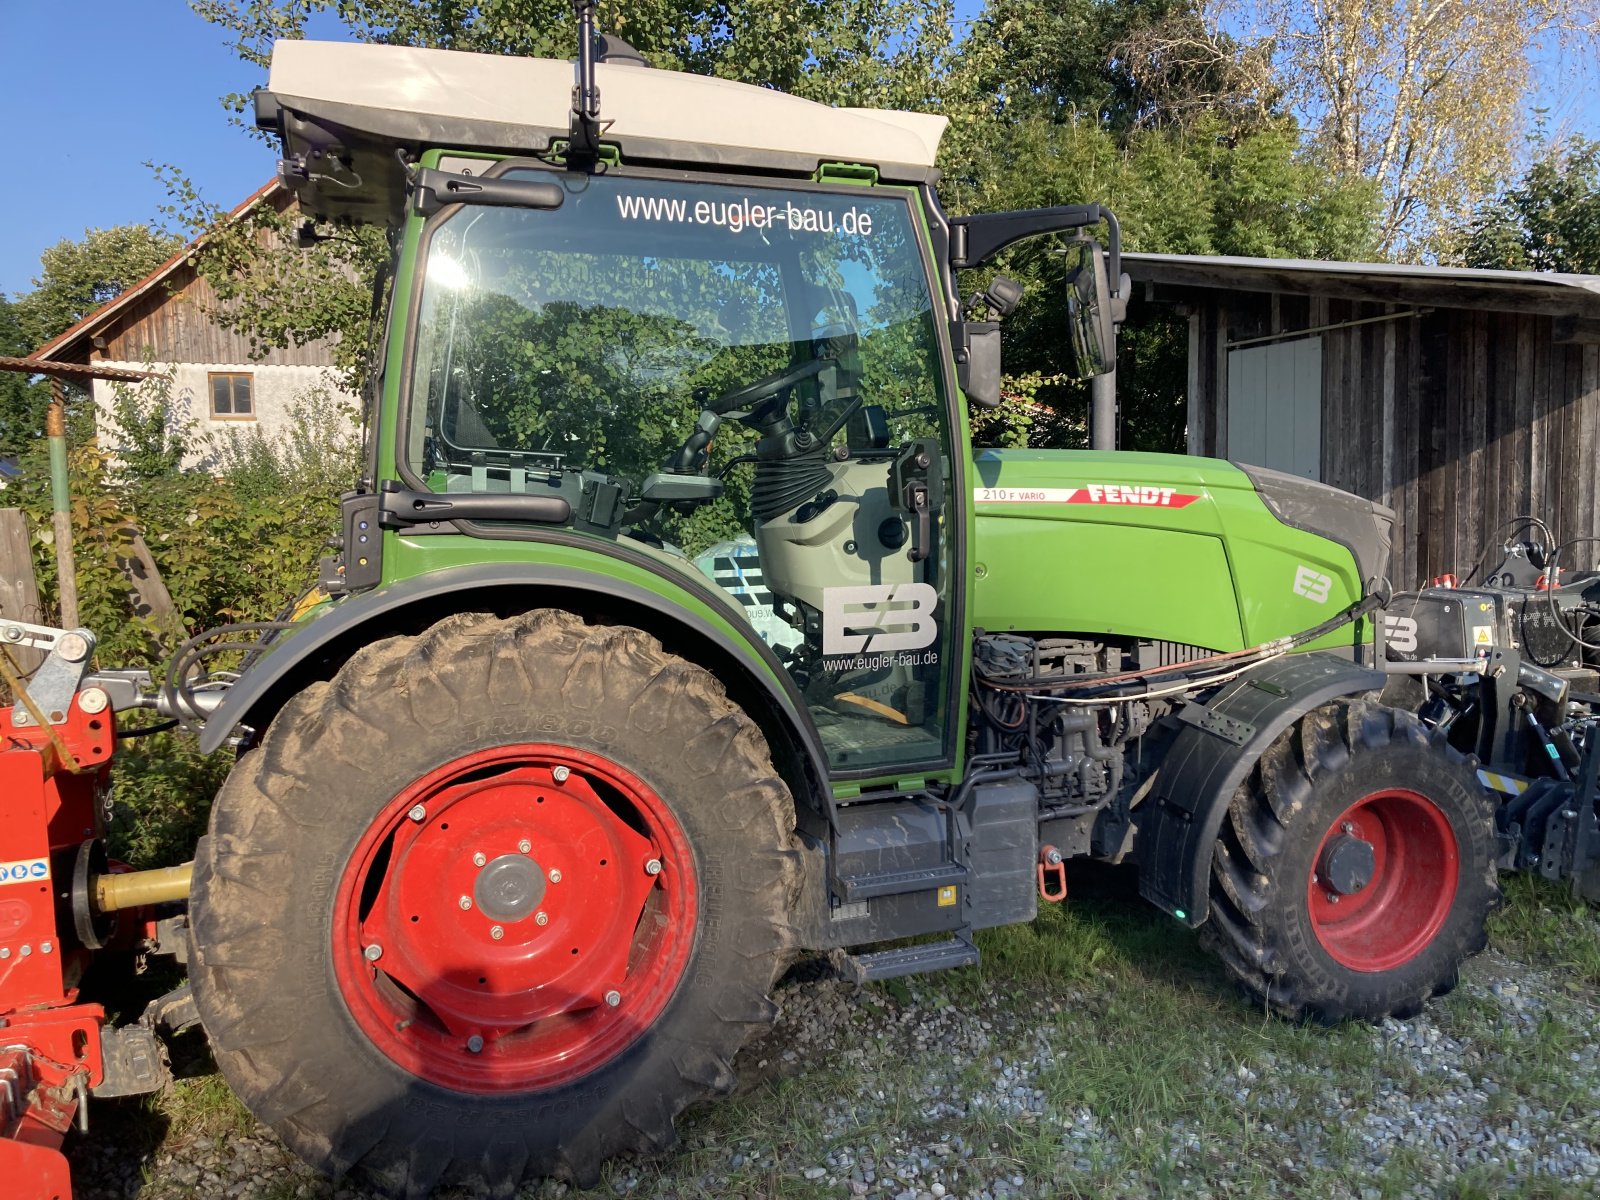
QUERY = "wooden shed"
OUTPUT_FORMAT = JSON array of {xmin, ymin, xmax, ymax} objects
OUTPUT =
[
  {"xmin": 1124, "ymin": 255, "xmax": 1600, "ymax": 588},
  {"xmin": 29, "ymin": 180, "xmax": 357, "ymax": 454}
]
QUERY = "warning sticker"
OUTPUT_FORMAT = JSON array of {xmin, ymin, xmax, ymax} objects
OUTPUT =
[
  {"xmin": 975, "ymin": 485, "xmax": 1199, "ymax": 507},
  {"xmin": 0, "ymin": 858, "xmax": 49, "ymax": 886},
  {"xmin": 1472, "ymin": 625, "xmax": 1494, "ymax": 646}
]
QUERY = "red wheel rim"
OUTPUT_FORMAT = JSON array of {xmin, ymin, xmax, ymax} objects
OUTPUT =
[
  {"xmin": 1307, "ymin": 788, "xmax": 1458, "ymax": 973},
  {"xmin": 332, "ymin": 744, "xmax": 697, "ymax": 1093}
]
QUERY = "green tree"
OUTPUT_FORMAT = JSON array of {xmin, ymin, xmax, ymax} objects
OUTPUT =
[
  {"xmin": 191, "ymin": 0, "xmax": 954, "ymax": 106},
  {"xmin": 950, "ymin": 0, "xmax": 1275, "ymax": 135},
  {"xmin": 0, "ymin": 297, "xmax": 48, "ymax": 457},
  {"xmin": 1461, "ymin": 135, "xmax": 1600, "ymax": 273},
  {"xmin": 10, "ymin": 224, "xmax": 184, "ymax": 348}
]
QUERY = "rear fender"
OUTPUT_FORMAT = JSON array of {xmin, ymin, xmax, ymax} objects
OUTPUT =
[
  {"xmin": 199, "ymin": 564, "xmax": 829, "ymax": 816},
  {"xmin": 1137, "ymin": 652, "xmax": 1384, "ymax": 926}
]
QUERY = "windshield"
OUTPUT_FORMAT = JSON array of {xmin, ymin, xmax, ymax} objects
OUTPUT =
[{"xmin": 405, "ymin": 169, "xmax": 956, "ymax": 773}]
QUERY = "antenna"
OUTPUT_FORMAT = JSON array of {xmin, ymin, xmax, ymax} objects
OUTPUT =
[{"xmin": 569, "ymin": 0, "xmax": 602, "ymax": 166}]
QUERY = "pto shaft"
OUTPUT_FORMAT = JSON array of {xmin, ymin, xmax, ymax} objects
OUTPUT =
[{"xmin": 94, "ymin": 863, "xmax": 193, "ymax": 912}]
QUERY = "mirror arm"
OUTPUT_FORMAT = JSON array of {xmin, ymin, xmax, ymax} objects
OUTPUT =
[{"xmin": 949, "ymin": 204, "xmax": 1121, "ymax": 281}]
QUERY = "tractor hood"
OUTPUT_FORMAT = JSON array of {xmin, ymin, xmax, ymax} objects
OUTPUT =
[{"xmin": 970, "ymin": 450, "xmax": 1392, "ymax": 652}]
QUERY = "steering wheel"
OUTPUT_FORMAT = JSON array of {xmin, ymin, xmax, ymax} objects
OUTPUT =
[
  {"xmin": 708, "ymin": 356, "xmax": 830, "ymax": 417},
  {"xmin": 664, "ymin": 355, "xmax": 840, "ymax": 475}
]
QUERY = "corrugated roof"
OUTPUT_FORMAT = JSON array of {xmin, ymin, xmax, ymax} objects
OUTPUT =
[
  {"xmin": 1124, "ymin": 252, "xmax": 1600, "ymax": 319},
  {"xmin": 31, "ymin": 179, "xmax": 285, "ymax": 364}
]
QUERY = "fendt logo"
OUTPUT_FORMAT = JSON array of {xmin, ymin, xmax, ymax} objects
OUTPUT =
[{"xmin": 821, "ymin": 583, "xmax": 940, "ymax": 655}]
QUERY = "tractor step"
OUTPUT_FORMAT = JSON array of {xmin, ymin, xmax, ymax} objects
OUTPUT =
[
  {"xmin": 831, "ymin": 933, "xmax": 980, "ymax": 984},
  {"xmin": 835, "ymin": 862, "xmax": 967, "ymax": 901}
]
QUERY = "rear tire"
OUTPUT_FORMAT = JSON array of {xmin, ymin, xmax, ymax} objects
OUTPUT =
[
  {"xmin": 189, "ymin": 611, "xmax": 801, "ymax": 1197},
  {"xmin": 1201, "ymin": 700, "xmax": 1498, "ymax": 1023}
]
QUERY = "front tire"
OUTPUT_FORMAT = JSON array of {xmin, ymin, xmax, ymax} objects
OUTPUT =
[
  {"xmin": 1201, "ymin": 700, "xmax": 1498, "ymax": 1023},
  {"xmin": 189, "ymin": 611, "xmax": 800, "ymax": 1196}
]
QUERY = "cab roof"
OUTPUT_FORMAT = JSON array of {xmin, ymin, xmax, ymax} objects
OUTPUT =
[{"xmin": 259, "ymin": 40, "xmax": 949, "ymax": 224}]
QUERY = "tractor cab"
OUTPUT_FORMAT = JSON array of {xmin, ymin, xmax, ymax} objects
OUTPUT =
[{"xmin": 256, "ymin": 37, "xmax": 1122, "ymax": 782}]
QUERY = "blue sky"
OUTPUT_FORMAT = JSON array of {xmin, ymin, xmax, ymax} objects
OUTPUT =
[
  {"xmin": 1, "ymin": 2, "xmax": 1594, "ymax": 303},
  {"xmin": 0, "ymin": 1, "xmax": 346, "ymax": 297}
]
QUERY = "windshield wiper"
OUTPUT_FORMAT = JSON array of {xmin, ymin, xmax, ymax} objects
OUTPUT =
[{"xmin": 413, "ymin": 167, "xmax": 565, "ymax": 217}]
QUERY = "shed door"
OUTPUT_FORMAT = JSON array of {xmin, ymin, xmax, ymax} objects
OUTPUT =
[{"xmin": 1227, "ymin": 337, "xmax": 1322, "ymax": 480}]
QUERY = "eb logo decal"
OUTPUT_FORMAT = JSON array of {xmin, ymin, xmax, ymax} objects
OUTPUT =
[
  {"xmin": 1293, "ymin": 565, "xmax": 1332, "ymax": 604},
  {"xmin": 822, "ymin": 583, "xmax": 939, "ymax": 655}
]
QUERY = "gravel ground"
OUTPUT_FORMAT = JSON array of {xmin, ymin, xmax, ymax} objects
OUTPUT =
[{"xmin": 65, "ymin": 937, "xmax": 1600, "ymax": 1200}]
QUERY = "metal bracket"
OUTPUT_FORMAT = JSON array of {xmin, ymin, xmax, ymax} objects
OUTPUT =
[
  {"xmin": 1174, "ymin": 700, "xmax": 1255, "ymax": 746},
  {"xmin": 5, "ymin": 623, "xmax": 96, "ymax": 727}
]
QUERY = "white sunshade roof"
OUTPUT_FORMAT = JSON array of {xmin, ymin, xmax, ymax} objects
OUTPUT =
[{"xmin": 267, "ymin": 40, "xmax": 948, "ymax": 173}]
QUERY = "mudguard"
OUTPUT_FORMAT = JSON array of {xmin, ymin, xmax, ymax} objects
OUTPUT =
[
  {"xmin": 197, "ymin": 564, "xmax": 830, "ymax": 798},
  {"xmin": 1137, "ymin": 652, "xmax": 1384, "ymax": 927}
]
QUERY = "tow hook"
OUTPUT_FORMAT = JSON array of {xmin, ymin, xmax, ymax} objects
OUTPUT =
[{"xmin": 1037, "ymin": 845, "xmax": 1068, "ymax": 902}]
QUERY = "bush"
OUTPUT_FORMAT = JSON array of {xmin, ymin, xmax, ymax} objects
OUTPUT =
[{"xmin": 8, "ymin": 371, "xmax": 356, "ymax": 865}]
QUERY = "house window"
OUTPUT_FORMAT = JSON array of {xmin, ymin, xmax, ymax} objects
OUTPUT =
[{"xmin": 209, "ymin": 372, "xmax": 254, "ymax": 420}]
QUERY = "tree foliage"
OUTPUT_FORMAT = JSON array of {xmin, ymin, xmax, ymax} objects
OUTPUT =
[
  {"xmin": 943, "ymin": 3, "xmax": 1377, "ymax": 447},
  {"xmin": 1462, "ymin": 134, "xmax": 1600, "ymax": 274},
  {"xmin": 10, "ymin": 224, "xmax": 184, "ymax": 349},
  {"xmin": 1221, "ymin": 0, "xmax": 1598, "ymax": 258},
  {"xmin": 190, "ymin": 0, "xmax": 955, "ymax": 108},
  {"xmin": 0, "ymin": 297, "xmax": 48, "ymax": 457}
]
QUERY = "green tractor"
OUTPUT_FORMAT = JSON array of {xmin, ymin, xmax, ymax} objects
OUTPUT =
[{"xmin": 167, "ymin": 21, "xmax": 1495, "ymax": 1194}]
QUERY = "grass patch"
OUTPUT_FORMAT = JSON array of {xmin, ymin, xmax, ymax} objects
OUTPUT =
[
  {"xmin": 1487, "ymin": 873, "xmax": 1600, "ymax": 992},
  {"xmin": 158, "ymin": 1071, "xmax": 256, "ymax": 1143}
]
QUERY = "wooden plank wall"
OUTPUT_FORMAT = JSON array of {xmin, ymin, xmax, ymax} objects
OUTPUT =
[
  {"xmin": 1188, "ymin": 291, "xmax": 1600, "ymax": 589},
  {"xmin": 98, "ymin": 264, "xmax": 339, "ymax": 368}
]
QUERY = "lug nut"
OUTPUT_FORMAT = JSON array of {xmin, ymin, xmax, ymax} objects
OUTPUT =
[
  {"xmin": 473, "ymin": 852, "xmax": 487, "ymax": 867},
  {"xmin": 552, "ymin": 765, "xmax": 571, "ymax": 783},
  {"xmin": 18, "ymin": 945, "xmax": 31, "ymax": 957},
  {"xmin": 458, "ymin": 895, "xmax": 472, "ymax": 911},
  {"xmin": 0, "ymin": 948, "xmax": 9, "ymax": 960},
  {"xmin": 40, "ymin": 941, "xmax": 52, "ymax": 954},
  {"xmin": 645, "ymin": 858, "xmax": 662, "ymax": 876},
  {"xmin": 1341, "ymin": 822, "xmax": 1355, "ymax": 834},
  {"xmin": 535, "ymin": 911, "xmax": 549, "ymax": 926},
  {"xmin": 518, "ymin": 839, "xmax": 532, "ymax": 854},
  {"xmin": 408, "ymin": 805, "xmax": 427, "ymax": 822},
  {"xmin": 364, "ymin": 943, "xmax": 383, "ymax": 961},
  {"xmin": 549, "ymin": 869, "xmax": 563, "ymax": 884},
  {"xmin": 490, "ymin": 925, "xmax": 504, "ymax": 941},
  {"xmin": 1326, "ymin": 893, "xmax": 1340, "ymax": 904},
  {"xmin": 605, "ymin": 990, "xmax": 622, "ymax": 1008},
  {"xmin": 466, "ymin": 1035, "xmax": 484, "ymax": 1054}
]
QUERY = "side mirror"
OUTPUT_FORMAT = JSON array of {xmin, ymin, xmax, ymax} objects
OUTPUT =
[{"xmin": 1064, "ymin": 240, "xmax": 1121, "ymax": 380}]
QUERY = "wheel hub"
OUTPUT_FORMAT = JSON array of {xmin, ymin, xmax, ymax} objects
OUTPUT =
[
  {"xmin": 1318, "ymin": 833, "xmax": 1377, "ymax": 896},
  {"xmin": 474, "ymin": 853, "xmax": 546, "ymax": 922},
  {"xmin": 1307, "ymin": 789, "xmax": 1459, "ymax": 973},
  {"xmin": 332, "ymin": 744, "xmax": 698, "ymax": 1092}
]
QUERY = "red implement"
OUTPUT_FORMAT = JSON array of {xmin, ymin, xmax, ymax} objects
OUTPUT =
[{"xmin": 0, "ymin": 692, "xmax": 117, "ymax": 1200}]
